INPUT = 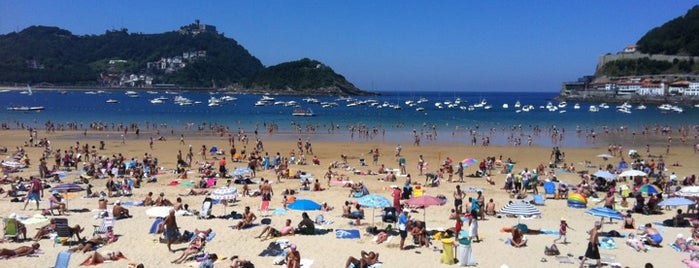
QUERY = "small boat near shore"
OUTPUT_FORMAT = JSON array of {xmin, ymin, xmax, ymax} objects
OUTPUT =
[
  {"xmin": 292, "ymin": 107, "xmax": 314, "ymax": 116},
  {"xmin": 106, "ymin": 99, "xmax": 119, "ymax": 104},
  {"xmin": 7, "ymin": 106, "xmax": 45, "ymax": 111}
]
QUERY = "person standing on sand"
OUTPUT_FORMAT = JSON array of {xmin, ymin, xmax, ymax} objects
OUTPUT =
[
  {"xmin": 23, "ymin": 176, "xmax": 42, "ymax": 210},
  {"xmin": 580, "ymin": 221, "xmax": 601, "ymax": 268},
  {"xmin": 164, "ymin": 208, "xmax": 179, "ymax": 252},
  {"xmin": 418, "ymin": 155, "xmax": 425, "ymax": 175},
  {"xmin": 453, "ymin": 185, "xmax": 464, "ymax": 214},
  {"xmin": 399, "ymin": 208, "xmax": 410, "ymax": 250}
]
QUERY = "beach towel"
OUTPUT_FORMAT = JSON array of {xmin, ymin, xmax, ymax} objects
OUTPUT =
[
  {"xmin": 556, "ymin": 256, "xmax": 574, "ymax": 264},
  {"xmin": 336, "ymin": 229, "xmax": 361, "ymax": 239},
  {"xmin": 348, "ymin": 262, "xmax": 382, "ymax": 268},
  {"xmin": 19, "ymin": 214, "xmax": 50, "ymax": 225},
  {"xmin": 54, "ymin": 251, "xmax": 71, "ymax": 268},
  {"xmin": 180, "ymin": 181, "xmax": 195, "ymax": 187},
  {"xmin": 599, "ymin": 237, "xmax": 617, "ymax": 249}
]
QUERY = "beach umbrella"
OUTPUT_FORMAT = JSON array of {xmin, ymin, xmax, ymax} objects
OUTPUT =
[
  {"xmin": 1, "ymin": 161, "xmax": 25, "ymax": 168},
  {"xmin": 50, "ymin": 183, "xmax": 84, "ymax": 193},
  {"xmin": 677, "ymin": 186, "xmax": 699, "ymax": 197},
  {"xmin": 51, "ymin": 171, "xmax": 68, "ymax": 179},
  {"xmin": 462, "ymin": 186, "xmax": 483, "ymax": 193},
  {"xmin": 597, "ymin": 154, "xmax": 613, "ymax": 160},
  {"xmin": 357, "ymin": 194, "xmax": 392, "ymax": 226},
  {"xmin": 586, "ymin": 206, "xmax": 623, "ymax": 222},
  {"xmin": 405, "ymin": 195, "xmax": 447, "ymax": 223},
  {"xmin": 461, "ymin": 158, "xmax": 478, "ymax": 166},
  {"xmin": 146, "ymin": 206, "xmax": 173, "ymax": 218},
  {"xmin": 210, "ymin": 186, "xmax": 238, "ymax": 214},
  {"xmin": 231, "ymin": 167, "xmax": 253, "ymax": 177},
  {"xmin": 499, "ymin": 201, "xmax": 541, "ymax": 223},
  {"xmin": 636, "ymin": 184, "xmax": 661, "ymax": 194},
  {"xmin": 288, "ymin": 199, "xmax": 321, "ymax": 211},
  {"xmin": 619, "ymin": 169, "xmax": 647, "ymax": 177},
  {"xmin": 593, "ymin": 170, "xmax": 616, "ymax": 180},
  {"xmin": 658, "ymin": 197, "xmax": 696, "ymax": 207}
]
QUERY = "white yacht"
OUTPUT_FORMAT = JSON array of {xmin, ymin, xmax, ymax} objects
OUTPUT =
[
  {"xmin": 502, "ymin": 103, "xmax": 509, "ymax": 109},
  {"xmin": 573, "ymin": 103, "xmax": 581, "ymax": 109},
  {"xmin": 589, "ymin": 105, "xmax": 599, "ymax": 112},
  {"xmin": 513, "ymin": 101, "xmax": 521, "ymax": 108},
  {"xmin": 106, "ymin": 99, "xmax": 118, "ymax": 104}
]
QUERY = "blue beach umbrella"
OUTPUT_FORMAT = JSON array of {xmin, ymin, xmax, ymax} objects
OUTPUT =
[
  {"xmin": 593, "ymin": 170, "xmax": 616, "ymax": 180},
  {"xmin": 288, "ymin": 199, "xmax": 321, "ymax": 211},
  {"xmin": 658, "ymin": 197, "xmax": 695, "ymax": 207},
  {"xmin": 499, "ymin": 201, "xmax": 541, "ymax": 223},
  {"xmin": 586, "ymin": 206, "xmax": 623, "ymax": 222},
  {"xmin": 231, "ymin": 167, "xmax": 253, "ymax": 177},
  {"xmin": 357, "ymin": 194, "xmax": 392, "ymax": 226},
  {"xmin": 50, "ymin": 183, "xmax": 84, "ymax": 193},
  {"xmin": 210, "ymin": 186, "xmax": 238, "ymax": 214}
]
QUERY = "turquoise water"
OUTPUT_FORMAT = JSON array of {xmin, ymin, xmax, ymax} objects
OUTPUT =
[{"xmin": 1, "ymin": 90, "xmax": 697, "ymax": 147}]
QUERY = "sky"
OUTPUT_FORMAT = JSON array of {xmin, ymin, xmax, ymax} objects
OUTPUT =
[{"xmin": 0, "ymin": 1, "xmax": 697, "ymax": 92}]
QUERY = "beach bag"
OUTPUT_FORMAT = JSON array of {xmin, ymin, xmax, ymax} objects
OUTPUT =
[{"xmin": 544, "ymin": 244, "xmax": 560, "ymax": 256}]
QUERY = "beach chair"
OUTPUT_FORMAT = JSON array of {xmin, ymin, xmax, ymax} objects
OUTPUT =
[
  {"xmin": 3, "ymin": 218, "xmax": 19, "ymax": 242},
  {"xmin": 199, "ymin": 197, "xmax": 213, "ymax": 219},
  {"xmin": 53, "ymin": 218, "xmax": 73, "ymax": 246},
  {"xmin": 92, "ymin": 217, "xmax": 114, "ymax": 236},
  {"xmin": 53, "ymin": 251, "xmax": 72, "ymax": 268},
  {"xmin": 544, "ymin": 181, "xmax": 556, "ymax": 199}
]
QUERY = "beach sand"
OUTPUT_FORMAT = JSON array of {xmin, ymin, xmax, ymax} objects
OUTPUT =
[{"xmin": 0, "ymin": 129, "xmax": 694, "ymax": 268}]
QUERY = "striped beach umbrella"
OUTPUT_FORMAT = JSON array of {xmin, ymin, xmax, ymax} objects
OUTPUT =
[
  {"xmin": 586, "ymin": 206, "xmax": 623, "ymax": 222},
  {"xmin": 499, "ymin": 201, "xmax": 541, "ymax": 222}
]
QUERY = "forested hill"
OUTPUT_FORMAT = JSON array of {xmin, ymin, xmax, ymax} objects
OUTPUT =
[
  {"xmin": 239, "ymin": 58, "xmax": 370, "ymax": 95},
  {"xmin": 637, "ymin": 5, "xmax": 699, "ymax": 56},
  {"xmin": 0, "ymin": 23, "xmax": 373, "ymax": 95}
]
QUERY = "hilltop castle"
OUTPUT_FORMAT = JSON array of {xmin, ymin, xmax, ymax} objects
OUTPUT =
[{"xmin": 179, "ymin": 19, "xmax": 217, "ymax": 35}]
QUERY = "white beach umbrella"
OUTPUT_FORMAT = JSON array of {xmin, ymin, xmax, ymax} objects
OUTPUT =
[
  {"xmin": 676, "ymin": 186, "xmax": 699, "ymax": 198},
  {"xmin": 619, "ymin": 169, "xmax": 647, "ymax": 177}
]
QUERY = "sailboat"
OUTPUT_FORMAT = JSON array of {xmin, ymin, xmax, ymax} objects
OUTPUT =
[{"xmin": 19, "ymin": 85, "xmax": 32, "ymax": 95}]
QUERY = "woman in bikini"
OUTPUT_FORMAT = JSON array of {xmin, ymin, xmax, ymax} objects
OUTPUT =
[{"xmin": 171, "ymin": 233, "xmax": 206, "ymax": 264}]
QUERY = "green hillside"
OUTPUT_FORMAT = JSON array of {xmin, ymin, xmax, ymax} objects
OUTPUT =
[
  {"xmin": 637, "ymin": 5, "xmax": 699, "ymax": 56},
  {"xmin": 0, "ymin": 22, "xmax": 372, "ymax": 95}
]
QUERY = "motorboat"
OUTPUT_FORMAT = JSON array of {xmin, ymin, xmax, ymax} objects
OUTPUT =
[
  {"xmin": 149, "ymin": 98, "xmax": 164, "ymax": 104},
  {"xmin": 573, "ymin": 103, "xmax": 580, "ymax": 109},
  {"xmin": 502, "ymin": 103, "xmax": 509, "ymax": 109},
  {"xmin": 106, "ymin": 99, "xmax": 118, "ymax": 104},
  {"xmin": 7, "ymin": 106, "xmax": 44, "ymax": 111},
  {"xmin": 589, "ymin": 105, "xmax": 599, "ymax": 112},
  {"xmin": 292, "ymin": 107, "xmax": 314, "ymax": 116}
]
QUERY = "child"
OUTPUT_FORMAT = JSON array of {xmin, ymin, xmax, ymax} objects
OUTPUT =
[{"xmin": 553, "ymin": 217, "xmax": 573, "ymax": 244}]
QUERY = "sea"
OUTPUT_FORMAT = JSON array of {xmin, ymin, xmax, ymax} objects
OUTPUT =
[{"xmin": 1, "ymin": 90, "xmax": 698, "ymax": 148}]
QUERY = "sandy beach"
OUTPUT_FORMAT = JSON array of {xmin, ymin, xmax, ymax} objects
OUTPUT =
[{"xmin": 0, "ymin": 128, "xmax": 696, "ymax": 268}]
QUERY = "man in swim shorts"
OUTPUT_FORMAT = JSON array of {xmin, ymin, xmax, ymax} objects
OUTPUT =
[{"xmin": 639, "ymin": 223, "xmax": 663, "ymax": 246}]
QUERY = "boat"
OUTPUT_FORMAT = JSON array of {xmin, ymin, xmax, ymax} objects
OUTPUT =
[
  {"xmin": 588, "ymin": 105, "xmax": 599, "ymax": 112},
  {"xmin": 19, "ymin": 85, "xmax": 32, "ymax": 95},
  {"xmin": 558, "ymin": 101, "xmax": 567, "ymax": 108},
  {"xmin": 636, "ymin": 104, "xmax": 647, "ymax": 110},
  {"xmin": 513, "ymin": 101, "xmax": 521, "ymax": 108},
  {"xmin": 416, "ymin": 97, "xmax": 428, "ymax": 104},
  {"xmin": 254, "ymin": 101, "xmax": 267, "ymax": 106},
  {"xmin": 573, "ymin": 103, "xmax": 580, "ymax": 109},
  {"xmin": 292, "ymin": 107, "xmax": 314, "ymax": 116},
  {"xmin": 106, "ymin": 99, "xmax": 118, "ymax": 104},
  {"xmin": 146, "ymin": 91, "xmax": 158, "ymax": 94},
  {"xmin": 125, "ymin": 91, "xmax": 138, "ymax": 95},
  {"xmin": 149, "ymin": 98, "xmax": 164, "ymax": 104},
  {"xmin": 261, "ymin": 95, "xmax": 275, "ymax": 101},
  {"xmin": 6, "ymin": 106, "xmax": 44, "ymax": 111},
  {"xmin": 502, "ymin": 103, "xmax": 509, "ymax": 109},
  {"xmin": 617, "ymin": 107, "xmax": 632, "ymax": 114},
  {"xmin": 220, "ymin": 95, "xmax": 237, "ymax": 101},
  {"xmin": 0, "ymin": 89, "xmax": 10, "ymax": 93},
  {"xmin": 416, "ymin": 107, "xmax": 425, "ymax": 112}
]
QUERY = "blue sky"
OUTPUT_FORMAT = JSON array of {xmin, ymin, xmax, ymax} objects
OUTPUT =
[{"xmin": 0, "ymin": 1, "xmax": 696, "ymax": 92}]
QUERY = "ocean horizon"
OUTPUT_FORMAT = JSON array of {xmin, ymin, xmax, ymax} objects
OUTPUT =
[{"xmin": 2, "ymin": 89, "xmax": 697, "ymax": 148}]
